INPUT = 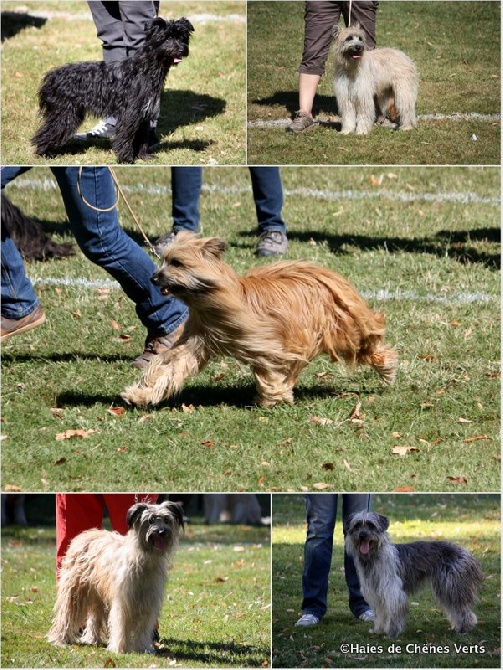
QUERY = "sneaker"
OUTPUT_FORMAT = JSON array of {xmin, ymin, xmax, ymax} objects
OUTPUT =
[
  {"xmin": 74, "ymin": 117, "xmax": 117, "ymax": 141},
  {"xmin": 295, "ymin": 613, "xmax": 320, "ymax": 627},
  {"xmin": 1, "ymin": 305, "xmax": 46, "ymax": 342},
  {"xmin": 359, "ymin": 609, "xmax": 375, "ymax": 622},
  {"xmin": 132, "ymin": 322, "xmax": 186, "ymax": 369},
  {"xmin": 255, "ymin": 230, "xmax": 288, "ymax": 257},
  {"xmin": 287, "ymin": 110, "xmax": 315, "ymax": 133}
]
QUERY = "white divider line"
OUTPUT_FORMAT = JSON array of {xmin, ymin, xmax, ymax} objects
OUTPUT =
[
  {"xmin": 10, "ymin": 179, "xmax": 501, "ymax": 206},
  {"xmin": 25, "ymin": 11, "xmax": 245, "ymax": 23},
  {"xmin": 248, "ymin": 113, "xmax": 501, "ymax": 127},
  {"xmin": 31, "ymin": 276, "xmax": 497, "ymax": 305}
]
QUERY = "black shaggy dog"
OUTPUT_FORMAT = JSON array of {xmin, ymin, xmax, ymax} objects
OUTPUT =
[
  {"xmin": 31, "ymin": 17, "xmax": 194, "ymax": 163},
  {"xmin": 1, "ymin": 194, "xmax": 75, "ymax": 261}
]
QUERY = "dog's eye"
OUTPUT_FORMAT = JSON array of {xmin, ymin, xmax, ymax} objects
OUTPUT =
[
  {"xmin": 170, "ymin": 259, "xmax": 183, "ymax": 268},
  {"xmin": 149, "ymin": 517, "xmax": 156, "ymax": 524}
]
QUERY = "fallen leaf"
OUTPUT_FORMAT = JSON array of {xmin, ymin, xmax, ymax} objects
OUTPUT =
[
  {"xmin": 448, "ymin": 475, "xmax": 468, "ymax": 485},
  {"xmin": 308, "ymin": 416, "xmax": 333, "ymax": 426},
  {"xmin": 418, "ymin": 354, "xmax": 435, "ymax": 361},
  {"xmin": 392, "ymin": 431, "xmax": 402, "ymax": 438},
  {"xmin": 457, "ymin": 417, "xmax": 472, "ymax": 423},
  {"xmin": 111, "ymin": 320, "xmax": 121, "ymax": 330},
  {"xmin": 3, "ymin": 484, "xmax": 22, "ymax": 492},
  {"xmin": 449, "ymin": 320, "xmax": 462, "ymax": 326},
  {"xmin": 104, "ymin": 658, "xmax": 116, "ymax": 668},
  {"xmin": 348, "ymin": 402, "xmax": 363, "ymax": 420},
  {"xmin": 464, "ymin": 435, "xmax": 491, "ymax": 443},
  {"xmin": 55, "ymin": 457, "xmax": 67, "ymax": 465},
  {"xmin": 56, "ymin": 429, "xmax": 96, "ymax": 441},
  {"xmin": 420, "ymin": 402, "xmax": 435, "ymax": 409},
  {"xmin": 322, "ymin": 462, "xmax": 334, "ymax": 470},
  {"xmin": 116, "ymin": 446, "xmax": 128, "ymax": 454},
  {"xmin": 215, "ymin": 576, "xmax": 228, "ymax": 582},
  {"xmin": 117, "ymin": 334, "xmax": 131, "ymax": 342},
  {"xmin": 107, "ymin": 406, "xmax": 125, "ymax": 418},
  {"xmin": 258, "ymin": 475, "xmax": 266, "ymax": 486},
  {"xmin": 138, "ymin": 414, "xmax": 155, "ymax": 423},
  {"xmin": 342, "ymin": 459, "xmax": 351, "ymax": 470},
  {"xmin": 313, "ymin": 482, "xmax": 330, "ymax": 490},
  {"xmin": 182, "ymin": 403, "xmax": 195, "ymax": 413},
  {"xmin": 395, "ymin": 485, "xmax": 415, "ymax": 492},
  {"xmin": 392, "ymin": 446, "xmax": 420, "ymax": 456},
  {"xmin": 50, "ymin": 408, "xmax": 64, "ymax": 419},
  {"xmin": 201, "ymin": 440, "xmax": 215, "ymax": 448}
]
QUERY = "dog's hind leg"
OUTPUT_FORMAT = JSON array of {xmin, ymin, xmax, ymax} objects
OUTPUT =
[
  {"xmin": 252, "ymin": 362, "xmax": 305, "ymax": 407},
  {"xmin": 394, "ymin": 83, "xmax": 417, "ymax": 130},
  {"xmin": 32, "ymin": 106, "xmax": 85, "ymax": 157},
  {"xmin": 113, "ymin": 109, "xmax": 145, "ymax": 163},
  {"xmin": 121, "ymin": 339, "xmax": 209, "ymax": 407},
  {"xmin": 133, "ymin": 120, "xmax": 152, "ymax": 160}
]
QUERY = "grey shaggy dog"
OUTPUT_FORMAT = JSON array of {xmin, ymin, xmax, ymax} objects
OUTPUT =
[
  {"xmin": 32, "ymin": 17, "xmax": 194, "ymax": 163},
  {"xmin": 345, "ymin": 511, "xmax": 483, "ymax": 638}
]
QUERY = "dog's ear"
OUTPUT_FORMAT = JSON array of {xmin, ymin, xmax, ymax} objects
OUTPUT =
[
  {"xmin": 200, "ymin": 237, "xmax": 227, "ymax": 258},
  {"xmin": 343, "ymin": 513, "xmax": 355, "ymax": 535},
  {"xmin": 332, "ymin": 24, "xmax": 341, "ymax": 40},
  {"xmin": 170, "ymin": 501, "xmax": 185, "ymax": 530},
  {"xmin": 376, "ymin": 514, "xmax": 390, "ymax": 532},
  {"xmin": 177, "ymin": 17, "xmax": 195, "ymax": 34},
  {"xmin": 127, "ymin": 503, "xmax": 149, "ymax": 528}
]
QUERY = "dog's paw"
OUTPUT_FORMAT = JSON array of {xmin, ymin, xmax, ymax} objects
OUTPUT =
[{"xmin": 121, "ymin": 386, "xmax": 153, "ymax": 407}]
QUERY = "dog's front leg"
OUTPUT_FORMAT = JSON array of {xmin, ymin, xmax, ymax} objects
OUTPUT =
[
  {"xmin": 133, "ymin": 120, "xmax": 153, "ymax": 160},
  {"xmin": 121, "ymin": 340, "xmax": 209, "ymax": 407},
  {"xmin": 113, "ymin": 110, "xmax": 142, "ymax": 163},
  {"xmin": 252, "ymin": 366, "xmax": 296, "ymax": 408}
]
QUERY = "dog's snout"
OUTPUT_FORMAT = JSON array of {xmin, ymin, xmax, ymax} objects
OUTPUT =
[{"xmin": 151, "ymin": 271, "xmax": 160, "ymax": 285}]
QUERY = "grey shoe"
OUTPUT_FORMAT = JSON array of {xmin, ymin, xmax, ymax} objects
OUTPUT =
[
  {"xmin": 132, "ymin": 322, "xmax": 186, "ymax": 369},
  {"xmin": 295, "ymin": 613, "xmax": 320, "ymax": 627},
  {"xmin": 358, "ymin": 609, "xmax": 375, "ymax": 622},
  {"xmin": 287, "ymin": 110, "xmax": 315, "ymax": 133},
  {"xmin": 255, "ymin": 230, "xmax": 288, "ymax": 257},
  {"xmin": 74, "ymin": 117, "xmax": 117, "ymax": 141}
]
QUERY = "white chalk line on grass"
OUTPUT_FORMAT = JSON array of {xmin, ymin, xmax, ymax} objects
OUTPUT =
[
  {"xmin": 31, "ymin": 276, "xmax": 497, "ymax": 306},
  {"xmin": 248, "ymin": 113, "xmax": 501, "ymax": 128},
  {"xmin": 24, "ymin": 11, "xmax": 245, "ymax": 23},
  {"xmin": 10, "ymin": 178, "xmax": 501, "ymax": 207}
]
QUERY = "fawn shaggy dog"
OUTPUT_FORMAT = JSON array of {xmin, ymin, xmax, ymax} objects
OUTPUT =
[
  {"xmin": 122, "ymin": 233, "xmax": 398, "ymax": 407},
  {"xmin": 333, "ymin": 23, "xmax": 419, "ymax": 134},
  {"xmin": 47, "ymin": 501, "xmax": 184, "ymax": 654}
]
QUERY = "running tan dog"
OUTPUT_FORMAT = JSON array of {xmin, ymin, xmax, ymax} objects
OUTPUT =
[
  {"xmin": 122, "ymin": 232, "xmax": 397, "ymax": 408},
  {"xmin": 333, "ymin": 23, "xmax": 419, "ymax": 134}
]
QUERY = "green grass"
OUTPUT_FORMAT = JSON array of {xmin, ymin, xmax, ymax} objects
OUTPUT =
[
  {"xmin": 1, "ymin": 1, "xmax": 246, "ymax": 165},
  {"xmin": 247, "ymin": 1, "xmax": 501, "ymax": 165},
  {"xmin": 1, "ymin": 166, "xmax": 500, "ymax": 492},
  {"xmin": 272, "ymin": 493, "xmax": 501, "ymax": 668},
  {"xmin": 1, "ymin": 496, "xmax": 271, "ymax": 668}
]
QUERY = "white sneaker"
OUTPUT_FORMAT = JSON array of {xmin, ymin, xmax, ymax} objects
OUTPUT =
[
  {"xmin": 294, "ymin": 613, "xmax": 320, "ymax": 627},
  {"xmin": 74, "ymin": 117, "xmax": 117, "ymax": 141},
  {"xmin": 359, "ymin": 609, "xmax": 375, "ymax": 622}
]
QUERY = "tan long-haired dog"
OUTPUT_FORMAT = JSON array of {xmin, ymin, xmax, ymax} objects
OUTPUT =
[
  {"xmin": 47, "ymin": 501, "xmax": 184, "ymax": 654},
  {"xmin": 333, "ymin": 24, "xmax": 419, "ymax": 134},
  {"xmin": 121, "ymin": 233, "xmax": 398, "ymax": 408}
]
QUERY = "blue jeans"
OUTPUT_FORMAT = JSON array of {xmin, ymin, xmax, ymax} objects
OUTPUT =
[
  {"xmin": 301, "ymin": 494, "xmax": 373, "ymax": 619},
  {"xmin": 1, "ymin": 166, "xmax": 188, "ymax": 333},
  {"xmin": 171, "ymin": 167, "xmax": 287, "ymax": 234}
]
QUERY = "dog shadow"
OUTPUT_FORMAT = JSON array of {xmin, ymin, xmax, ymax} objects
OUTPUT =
[
  {"xmin": 1, "ymin": 11, "xmax": 47, "ymax": 42},
  {"xmin": 156, "ymin": 637, "xmax": 269, "ymax": 665},
  {"xmin": 158, "ymin": 90, "xmax": 227, "ymax": 135}
]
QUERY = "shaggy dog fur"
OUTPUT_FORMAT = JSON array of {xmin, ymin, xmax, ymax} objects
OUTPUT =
[
  {"xmin": 47, "ymin": 501, "xmax": 184, "ymax": 654},
  {"xmin": 121, "ymin": 232, "xmax": 398, "ymax": 408},
  {"xmin": 32, "ymin": 17, "xmax": 194, "ymax": 163},
  {"xmin": 345, "ymin": 512, "xmax": 483, "ymax": 638},
  {"xmin": 333, "ymin": 24, "xmax": 419, "ymax": 134},
  {"xmin": 1, "ymin": 194, "xmax": 75, "ymax": 260}
]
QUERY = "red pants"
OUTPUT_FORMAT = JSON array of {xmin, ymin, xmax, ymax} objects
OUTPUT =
[{"xmin": 55, "ymin": 493, "xmax": 157, "ymax": 577}]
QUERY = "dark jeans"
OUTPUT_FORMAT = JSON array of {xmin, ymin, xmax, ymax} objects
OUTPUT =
[
  {"xmin": 1, "ymin": 166, "xmax": 188, "ymax": 334},
  {"xmin": 301, "ymin": 494, "xmax": 373, "ymax": 619}
]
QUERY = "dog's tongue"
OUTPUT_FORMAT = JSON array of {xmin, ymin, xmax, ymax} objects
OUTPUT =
[
  {"xmin": 359, "ymin": 539, "xmax": 370, "ymax": 555},
  {"xmin": 173, "ymin": 57, "xmax": 183, "ymax": 66},
  {"xmin": 152, "ymin": 536, "xmax": 167, "ymax": 552},
  {"xmin": 352, "ymin": 54, "xmax": 362, "ymax": 59}
]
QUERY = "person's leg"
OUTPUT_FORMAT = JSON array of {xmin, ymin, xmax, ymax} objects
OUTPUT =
[
  {"xmin": 117, "ymin": 1, "xmax": 158, "ymax": 55},
  {"xmin": 55, "ymin": 494, "xmax": 106, "ymax": 577},
  {"xmin": 342, "ymin": 1, "xmax": 378, "ymax": 49},
  {"xmin": 1, "ymin": 167, "xmax": 45, "ymax": 336},
  {"xmin": 249, "ymin": 167, "xmax": 288, "ymax": 257},
  {"xmin": 289, "ymin": 1, "xmax": 341, "ymax": 131},
  {"xmin": 171, "ymin": 167, "xmax": 202, "ymax": 233},
  {"xmin": 299, "ymin": 494, "xmax": 338, "ymax": 622},
  {"xmin": 51, "ymin": 167, "xmax": 188, "ymax": 366},
  {"xmin": 88, "ymin": 1, "xmax": 127, "ymax": 62},
  {"xmin": 342, "ymin": 494, "xmax": 374, "ymax": 618}
]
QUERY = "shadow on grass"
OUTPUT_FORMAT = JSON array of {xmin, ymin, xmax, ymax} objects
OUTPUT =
[
  {"xmin": 250, "ymin": 91, "xmax": 336, "ymax": 117},
  {"xmin": 157, "ymin": 637, "xmax": 269, "ymax": 667},
  {"xmin": 238, "ymin": 229, "xmax": 501, "ymax": 268},
  {"xmin": 1, "ymin": 11, "xmax": 47, "ymax": 42}
]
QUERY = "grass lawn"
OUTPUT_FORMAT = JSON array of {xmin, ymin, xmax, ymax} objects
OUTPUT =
[
  {"xmin": 1, "ymin": 165, "xmax": 500, "ymax": 492},
  {"xmin": 247, "ymin": 1, "xmax": 501, "ymax": 165},
  {"xmin": 1, "ymin": 1, "xmax": 246, "ymax": 165},
  {"xmin": 1, "ymin": 494, "xmax": 271, "ymax": 668},
  {"xmin": 272, "ymin": 493, "xmax": 501, "ymax": 668}
]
